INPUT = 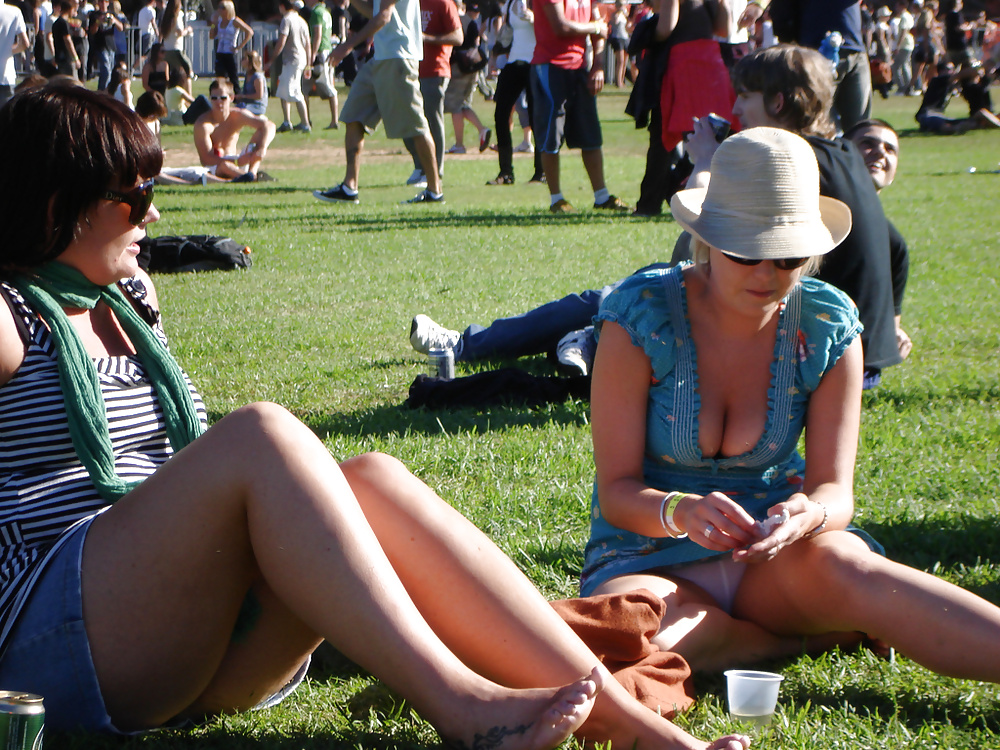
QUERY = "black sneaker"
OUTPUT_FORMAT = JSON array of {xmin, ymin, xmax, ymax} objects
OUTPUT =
[
  {"xmin": 528, "ymin": 173, "xmax": 547, "ymax": 184},
  {"xmin": 486, "ymin": 173, "xmax": 514, "ymax": 186},
  {"xmin": 405, "ymin": 189, "xmax": 445, "ymax": 204},
  {"xmin": 594, "ymin": 195, "xmax": 631, "ymax": 211},
  {"xmin": 313, "ymin": 184, "xmax": 360, "ymax": 204},
  {"xmin": 231, "ymin": 172, "xmax": 256, "ymax": 183}
]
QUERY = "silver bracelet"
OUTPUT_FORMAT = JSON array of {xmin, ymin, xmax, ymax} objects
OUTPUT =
[{"xmin": 804, "ymin": 500, "xmax": 828, "ymax": 538}]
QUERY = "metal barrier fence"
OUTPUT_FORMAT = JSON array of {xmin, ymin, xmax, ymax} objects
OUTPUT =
[{"xmin": 13, "ymin": 19, "xmax": 280, "ymax": 81}]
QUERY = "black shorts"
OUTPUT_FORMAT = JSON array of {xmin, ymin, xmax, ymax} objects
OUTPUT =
[
  {"xmin": 609, "ymin": 37, "xmax": 627, "ymax": 52},
  {"xmin": 530, "ymin": 63, "xmax": 603, "ymax": 153}
]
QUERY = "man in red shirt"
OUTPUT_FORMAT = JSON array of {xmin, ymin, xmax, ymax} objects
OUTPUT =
[
  {"xmin": 403, "ymin": 0, "xmax": 462, "ymax": 187},
  {"xmin": 532, "ymin": 0, "xmax": 630, "ymax": 212}
]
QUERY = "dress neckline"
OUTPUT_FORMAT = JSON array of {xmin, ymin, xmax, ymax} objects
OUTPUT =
[{"xmin": 665, "ymin": 267, "xmax": 802, "ymax": 471}]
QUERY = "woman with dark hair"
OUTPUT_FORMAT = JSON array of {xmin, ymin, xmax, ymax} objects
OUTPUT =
[
  {"xmin": 159, "ymin": 0, "xmax": 193, "ymax": 94},
  {"xmin": 0, "ymin": 82, "xmax": 749, "ymax": 750},
  {"xmin": 141, "ymin": 42, "xmax": 170, "ymax": 96}
]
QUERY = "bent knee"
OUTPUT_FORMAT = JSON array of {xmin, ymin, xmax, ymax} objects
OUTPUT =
[
  {"xmin": 339, "ymin": 451, "xmax": 407, "ymax": 484},
  {"xmin": 217, "ymin": 402, "xmax": 309, "ymax": 446},
  {"xmin": 796, "ymin": 531, "xmax": 880, "ymax": 588}
]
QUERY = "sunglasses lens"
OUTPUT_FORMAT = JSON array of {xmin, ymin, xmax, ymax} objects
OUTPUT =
[
  {"xmin": 129, "ymin": 181, "xmax": 154, "ymax": 225},
  {"xmin": 774, "ymin": 257, "xmax": 808, "ymax": 270},
  {"xmin": 721, "ymin": 252, "xmax": 760, "ymax": 266}
]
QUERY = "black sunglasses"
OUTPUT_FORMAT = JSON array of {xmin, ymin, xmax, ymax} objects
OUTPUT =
[
  {"xmin": 721, "ymin": 251, "xmax": 808, "ymax": 271},
  {"xmin": 102, "ymin": 179, "xmax": 155, "ymax": 226},
  {"xmin": 210, "ymin": 94, "xmax": 230, "ymax": 101}
]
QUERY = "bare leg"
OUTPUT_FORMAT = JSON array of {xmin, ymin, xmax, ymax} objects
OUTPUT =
[
  {"xmin": 280, "ymin": 98, "xmax": 292, "ymax": 124},
  {"xmin": 581, "ymin": 147, "xmax": 607, "ymax": 193},
  {"xmin": 734, "ymin": 531, "xmax": 1000, "ymax": 681},
  {"xmin": 592, "ymin": 573, "xmax": 858, "ymax": 673},
  {"xmin": 328, "ymin": 89, "xmax": 339, "ymax": 127},
  {"xmin": 451, "ymin": 111, "xmax": 465, "ymax": 148},
  {"xmin": 343, "ymin": 121, "xmax": 364, "ymax": 189},
  {"xmin": 541, "ymin": 152, "xmax": 560, "ymax": 197},
  {"xmin": 82, "ymin": 403, "xmax": 598, "ymax": 747},
  {"xmin": 295, "ymin": 99, "xmax": 310, "ymax": 128},
  {"xmin": 412, "ymin": 132, "xmax": 442, "ymax": 194},
  {"xmin": 339, "ymin": 454, "xmax": 749, "ymax": 750},
  {"xmin": 463, "ymin": 106, "xmax": 486, "ymax": 137}
]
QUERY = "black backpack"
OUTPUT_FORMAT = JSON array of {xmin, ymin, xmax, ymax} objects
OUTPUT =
[{"xmin": 137, "ymin": 235, "xmax": 252, "ymax": 273}]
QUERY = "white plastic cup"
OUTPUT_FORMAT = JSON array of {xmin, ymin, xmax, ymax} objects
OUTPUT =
[{"xmin": 724, "ymin": 669, "xmax": 784, "ymax": 726}]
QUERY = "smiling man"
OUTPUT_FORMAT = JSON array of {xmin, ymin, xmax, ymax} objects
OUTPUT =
[
  {"xmin": 193, "ymin": 78, "xmax": 276, "ymax": 182},
  {"xmin": 844, "ymin": 118, "xmax": 912, "ymax": 361}
]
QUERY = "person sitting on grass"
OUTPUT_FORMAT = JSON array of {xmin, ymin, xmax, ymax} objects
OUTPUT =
[
  {"xmin": 914, "ymin": 60, "xmax": 1000, "ymax": 134},
  {"xmin": 842, "ymin": 118, "xmax": 913, "ymax": 363},
  {"xmin": 193, "ymin": 78, "xmax": 276, "ymax": 183},
  {"xmin": 233, "ymin": 49, "xmax": 269, "ymax": 117},
  {"xmin": 581, "ymin": 126, "xmax": 1000, "ymax": 685},
  {"xmin": 0, "ymin": 81, "xmax": 752, "ymax": 750}
]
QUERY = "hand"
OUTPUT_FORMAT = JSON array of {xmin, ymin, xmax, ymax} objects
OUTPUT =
[
  {"xmin": 684, "ymin": 116, "xmax": 722, "ymax": 167},
  {"xmin": 329, "ymin": 42, "xmax": 349, "ymax": 67},
  {"xmin": 591, "ymin": 19, "xmax": 608, "ymax": 38},
  {"xmin": 588, "ymin": 66, "xmax": 604, "ymax": 95},
  {"xmin": 737, "ymin": 1, "xmax": 763, "ymax": 30},
  {"xmin": 304, "ymin": 67, "xmax": 312, "ymax": 79},
  {"xmin": 896, "ymin": 325, "xmax": 913, "ymax": 359},
  {"xmin": 732, "ymin": 494, "xmax": 822, "ymax": 564},
  {"xmin": 674, "ymin": 491, "xmax": 759, "ymax": 552}
]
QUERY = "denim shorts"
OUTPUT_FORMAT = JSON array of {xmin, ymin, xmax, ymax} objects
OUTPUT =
[
  {"xmin": 0, "ymin": 518, "xmax": 310, "ymax": 734},
  {"xmin": 0, "ymin": 518, "xmax": 124, "ymax": 733}
]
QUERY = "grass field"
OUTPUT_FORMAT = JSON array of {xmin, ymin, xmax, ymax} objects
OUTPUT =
[{"xmin": 52, "ymin": 83, "xmax": 1000, "ymax": 749}]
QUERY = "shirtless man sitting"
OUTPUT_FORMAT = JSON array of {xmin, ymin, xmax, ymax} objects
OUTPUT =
[{"xmin": 194, "ymin": 78, "xmax": 277, "ymax": 182}]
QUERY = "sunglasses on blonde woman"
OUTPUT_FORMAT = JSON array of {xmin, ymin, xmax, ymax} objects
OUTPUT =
[
  {"xmin": 102, "ymin": 179, "xmax": 155, "ymax": 226},
  {"xmin": 721, "ymin": 251, "xmax": 808, "ymax": 271}
]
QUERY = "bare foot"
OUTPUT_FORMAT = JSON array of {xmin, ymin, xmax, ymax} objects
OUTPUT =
[
  {"xmin": 441, "ymin": 668, "xmax": 603, "ymax": 750},
  {"xmin": 707, "ymin": 736, "xmax": 751, "ymax": 750}
]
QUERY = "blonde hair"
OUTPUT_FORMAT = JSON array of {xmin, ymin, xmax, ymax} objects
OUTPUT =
[
  {"xmin": 690, "ymin": 237, "xmax": 822, "ymax": 277},
  {"xmin": 217, "ymin": 0, "xmax": 235, "ymax": 19},
  {"xmin": 243, "ymin": 49, "xmax": 262, "ymax": 73}
]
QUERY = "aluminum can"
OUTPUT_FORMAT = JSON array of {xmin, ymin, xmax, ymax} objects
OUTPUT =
[
  {"xmin": 427, "ymin": 348, "xmax": 455, "ymax": 380},
  {"xmin": 0, "ymin": 692, "xmax": 44, "ymax": 750}
]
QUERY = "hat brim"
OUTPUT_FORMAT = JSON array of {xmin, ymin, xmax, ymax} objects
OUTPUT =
[{"xmin": 670, "ymin": 187, "xmax": 852, "ymax": 259}]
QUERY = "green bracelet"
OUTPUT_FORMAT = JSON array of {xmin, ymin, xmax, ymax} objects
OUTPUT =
[{"xmin": 659, "ymin": 491, "xmax": 690, "ymax": 539}]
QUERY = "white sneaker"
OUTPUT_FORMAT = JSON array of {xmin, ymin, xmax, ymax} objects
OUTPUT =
[
  {"xmin": 406, "ymin": 169, "xmax": 428, "ymax": 187},
  {"xmin": 556, "ymin": 326, "xmax": 596, "ymax": 376},
  {"xmin": 513, "ymin": 141, "xmax": 534, "ymax": 153},
  {"xmin": 409, "ymin": 314, "xmax": 461, "ymax": 355}
]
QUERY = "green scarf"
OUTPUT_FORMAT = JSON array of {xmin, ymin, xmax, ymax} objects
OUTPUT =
[{"xmin": 12, "ymin": 262, "xmax": 205, "ymax": 502}]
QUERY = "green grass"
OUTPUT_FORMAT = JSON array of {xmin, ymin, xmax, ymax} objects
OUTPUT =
[{"xmin": 51, "ymin": 85, "xmax": 1000, "ymax": 748}]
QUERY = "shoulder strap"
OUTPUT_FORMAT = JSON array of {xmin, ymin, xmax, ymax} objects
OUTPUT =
[{"xmin": 0, "ymin": 283, "xmax": 33, "ymax": 346}]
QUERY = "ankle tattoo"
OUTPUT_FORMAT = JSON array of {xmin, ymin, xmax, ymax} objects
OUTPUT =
[{"xmin": 444, "ymin": 722, "xmax": 534, "ymax": 750}]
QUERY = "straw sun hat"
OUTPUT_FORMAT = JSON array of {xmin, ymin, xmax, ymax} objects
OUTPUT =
[{"xmin": 669, "ymin": 127, "xmax": 852, "ymax": 260}]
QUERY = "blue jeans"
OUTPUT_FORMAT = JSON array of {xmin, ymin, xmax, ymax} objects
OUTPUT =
[
  {"xmin": 96, "ymin": 48, "xmax": 115, "ymax": 92},
  {"xmin": 458, "ymin": 263, "xmax": 671, "ymax": 361}
]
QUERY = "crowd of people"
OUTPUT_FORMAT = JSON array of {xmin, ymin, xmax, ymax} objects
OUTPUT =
[{"xmin": 0, "ymin": 0, "xmax": 999, "ymax": 747}]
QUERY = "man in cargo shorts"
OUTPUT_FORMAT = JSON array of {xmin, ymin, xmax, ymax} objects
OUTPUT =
[{"xmin": 313, "ymin": 0, "xmax": 444, "ymax": 204}]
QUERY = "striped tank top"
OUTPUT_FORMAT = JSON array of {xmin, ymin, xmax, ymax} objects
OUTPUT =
[{"xmin": 0, "ymin": 280, "xmax": 207, "ymax": 658}]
